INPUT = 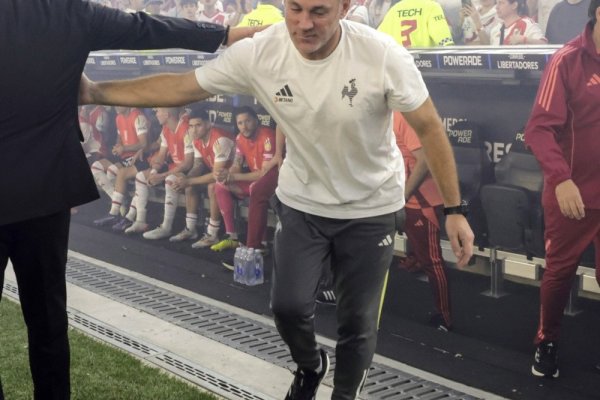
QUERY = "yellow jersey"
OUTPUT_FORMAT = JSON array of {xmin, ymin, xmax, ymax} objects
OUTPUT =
[
  {"xmin": 378, "ymin": 0, "xmax": 454, "ymax": 47},
  {"xmin": 237, "ymin": 4, "xmax": 283, "ymax": 27}
]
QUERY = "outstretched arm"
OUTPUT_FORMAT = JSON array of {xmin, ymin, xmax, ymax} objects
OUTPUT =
[{"xmin": 79, "ymin": 70, "xmax": 213, "ymax": 108}]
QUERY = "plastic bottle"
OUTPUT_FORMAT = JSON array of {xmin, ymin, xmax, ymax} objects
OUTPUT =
[
  {"xmin": 245, "ymin": 248, "xmax": 255, "ymax": 285},
  {"xmin": 252, "ymin": 250, "xmax": 264, "ymax": 286},
  {"xmin": 234, "ymin": 247, "xmax": 246, "ymax": 283}
]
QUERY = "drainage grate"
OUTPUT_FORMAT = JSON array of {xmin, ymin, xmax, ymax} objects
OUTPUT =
[
  {"xmin": 62, "ymin": 256, "xmax": 480, "ymax": 400},
  {"xmin": 2, "ymin": 283, "xmax": 274, "ymax": 400}
]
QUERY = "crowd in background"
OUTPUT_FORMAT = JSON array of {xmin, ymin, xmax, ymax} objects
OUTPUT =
[{"xmin": 90, "ymin": 0, "xmax": 590, "ymax": 45}]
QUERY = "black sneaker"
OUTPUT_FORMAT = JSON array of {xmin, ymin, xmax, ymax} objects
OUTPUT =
[
  {"xmin": 316, "ymin": 290, "xmax": 336, "ymax": 306},
  {"xmin": 284, "ymin": 349, "xmax": 329, "ymax": 400},
  {"xmin": 221, "ymin": 257, "xmax": 235, "ymax": 271},
  {"xmin": 532, "ymin": 341, "xmax": 559, "ymax": 378}
]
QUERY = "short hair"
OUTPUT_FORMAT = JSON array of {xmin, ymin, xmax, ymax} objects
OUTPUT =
[
  {"xmin": 508, "ymin": 0, "xmax": 528, "ymax": 16},
  {"xmin": 234, "ymin": 106, "xmax": 259, "ymax": 121},
  {"xmin": 187, "ymin": 104, "xmax": 210, "ymax": 121},
  {"xmin": 590, "ymin": 0, "xmax": 599, "ymax": 23},
  {"xmin": 180, "ymin": 0, "xmax": 197, "ymax": 5}
]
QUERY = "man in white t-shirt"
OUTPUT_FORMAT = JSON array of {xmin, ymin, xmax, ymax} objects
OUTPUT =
[{"xmin": 80, "ymin": 3, "xmax": 474, "ymax": 397}]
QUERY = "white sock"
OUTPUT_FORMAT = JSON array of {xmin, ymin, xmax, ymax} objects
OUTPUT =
[
  {"xmin": 207, "ymin": 219, "xmax": 221, "ymax": 237},
  {"xmin": 109, "ymin": 192, "xmax": 124, "ymax": 215},
  {"xmin": 186, "ymin": 213, "xmax": 198, "ymax": 232},
  {"xmin": 134, "ymin": 171, "xmax": 149, "ymax": 223},
  {"xmin": 125, "ymin": 195, "xmax": 137, "ymax": 221},
  {"xmin": 163, "ymin": 175, "xmax": 179, "ymax": 231},
  {"xmin": 91, "ymin": 161, "xmax": 114, "ymax": 197}
]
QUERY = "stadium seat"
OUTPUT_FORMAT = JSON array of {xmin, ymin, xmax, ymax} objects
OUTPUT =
[
  {"xmin": 478, "ymin": 132, "xmax": 545, "ymax": 298},
  {"xmin": 480, "ymin": 135, "xmax": 545, "ymax": 258}
]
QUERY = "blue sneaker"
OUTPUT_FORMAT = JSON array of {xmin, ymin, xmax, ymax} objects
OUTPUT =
[
  {"xmin": 93, "ymin": 214, "xmax": 120, "ymax": 227},
  {"xmin": 111, "ymin": 217, "xmax": 133, "ymax": 232}
]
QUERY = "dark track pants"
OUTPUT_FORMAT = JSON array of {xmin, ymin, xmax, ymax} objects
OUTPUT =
[
  {"xmin": 0, "ymin": 210, "xmax": 71, "ymax": 400},
  {"xmin": 270, "ymin": 197, "xmax": 396, "ymax": 400},
  {"xmin": 535, "ymin": 204, "xmax": 600, "ymax": 345},
  {"xmin": 404, "ymin": 206, "xmax": 451, "ymax": 327}
]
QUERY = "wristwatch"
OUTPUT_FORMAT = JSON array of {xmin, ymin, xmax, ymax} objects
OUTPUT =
[{"xmin": 443, "ymin": 200, "xmax": 469, "ymax": 216}]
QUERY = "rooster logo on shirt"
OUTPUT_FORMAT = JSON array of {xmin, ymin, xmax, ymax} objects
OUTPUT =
[{"xmin": 341, "ymin": 79, "xmax": 358, "ymax": 107}]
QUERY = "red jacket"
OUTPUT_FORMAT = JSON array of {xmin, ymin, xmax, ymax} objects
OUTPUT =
[{"xmin": 525, "ymin": 22, "xmax": 600, "ymax": 208}]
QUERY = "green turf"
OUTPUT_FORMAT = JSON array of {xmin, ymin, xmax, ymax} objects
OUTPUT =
[{"xmin": 0, "ymin": 296, "xmax": 217, "ymax": 400}]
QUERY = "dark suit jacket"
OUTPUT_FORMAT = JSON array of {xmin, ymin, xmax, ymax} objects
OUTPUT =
[{"xmin": 0, "ymin": 0, "xmax": 227, "ymax": 225}]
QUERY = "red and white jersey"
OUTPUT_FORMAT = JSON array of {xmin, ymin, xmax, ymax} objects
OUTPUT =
[
  {"xmin": 393, "ymin": 112, "xmax": 442, "ymax": 209},
  {"xmin": 197, "ymin": 10, "xmax": 227, "ymax": 25},
  {"xmin": 235, "ymin": 126, "xmax": 276, "ymax": 172},
  {"xmin": 160, "ymin": 116, "xmax": 193, "ymax": 167},
  {"xmin": 89, "ymin": 105, "xmax": 109, "ymax": 135},
  {"xmin": 193, "ymin": 127, "xmax": 235, "ymax": 170},
  {"xmin": 79, "ymin": 118, "xmax": 106, "ymax": 157},
  {"xmin": 489, "ymin": 17, "xmax": 547, "ymax": 45},
  {"xmin": 79, "ymin": 108, "xmax": 107, "ymax": 157},
  {"xmin": 115, "ymin": 108, "xmax": 149, "ymax": 159}
]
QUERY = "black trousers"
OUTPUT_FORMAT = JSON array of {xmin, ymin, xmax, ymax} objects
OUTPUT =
[
  {"xmin": 0, "ymin": 210, "xmax": 71, "ymax": 400},
  {"xmin": 270, "ymin": 197, "xmax": 396, "ymax": 400}
]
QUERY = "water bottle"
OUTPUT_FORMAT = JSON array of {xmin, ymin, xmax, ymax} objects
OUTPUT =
[
  {"xmin": 245, "ymin": 248, "xmax": 255, "ymax": 285},
  {"xmin": 234, "ymin": 247, "xmax": 246, "ymax": 283},
  {"xmin": 253, "ymin": 250, "xmax": 264, "ymax": 286}
]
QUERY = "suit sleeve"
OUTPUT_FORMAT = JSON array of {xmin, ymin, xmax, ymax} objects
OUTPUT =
[
  {"xmin": 524, "ymin": 49, "xmax": 571, "ymax": 187},
  {"xmin": 82, "ymin": 2, "xmax": 226, "ymax": 53}
]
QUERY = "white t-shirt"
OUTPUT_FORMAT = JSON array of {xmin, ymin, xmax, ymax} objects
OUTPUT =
[{"xmin": 195, "ymin": 21, "xmax": 429, "ymax": 219}]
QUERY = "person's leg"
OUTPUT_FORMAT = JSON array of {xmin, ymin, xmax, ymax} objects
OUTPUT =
[
  {"xmin": 535, "ymin": 205, "xmax": 598, "ymax": 345},
  {"xmin": 214, "ymin": 182, "xmax": 237, "ymax": 238},
  {"xmin": 191, "ymin": 184, "xmax": 223, "ymax": 248},
  {"xmin": 144, "ymin": 174, "xmax": 181, "ymax": 239},
  {"xmin": 246, "ymin": 168, "xmax": 278, "ymax": 249},
  {"xmin": 330, "ymin": 212, "xmax": 396, "ymax": 400},
  {"xmin": 211, "ymin": 182, "xmax": 250, "ymax": 251},
  {"xmin": 404, "ymin": 207, "xmax": 451, "ymax": 329},
  {"xmin": 10, "ymin": 211, "xmax": 71, "ymax": 400},
  {"xmin": 270, "ymin": 197, "xmax": 330, "ymax": 371},
  {"xmin": 90, "ymin": 159, "xmax": 116, "ymax": 197},
  {"xmin": 125, "ymin": 170, "xmax": 150, "ymax": 233}
]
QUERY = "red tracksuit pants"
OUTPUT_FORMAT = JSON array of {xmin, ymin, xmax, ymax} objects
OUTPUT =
[
  {"xmin": 535, "ymin": 203, "xmax": 600, "ymax": 344},
  {"xmin": 404, "ymin": 206, "xmax": 452, "ymax": 327},
  {"xmin": 214, "ymin": 168, "xmax": 278, "ymax": 250}
]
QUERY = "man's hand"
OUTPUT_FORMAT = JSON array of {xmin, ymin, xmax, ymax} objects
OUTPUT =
[
  {"xmin": 445, "ymin": 215, "xmax": 474, "ymax": 268},
  {"xmin": 555, "ymin": 179, "xmax": 585, "ymax": 220},
  {"xmin": 148, "ymin": 170, "xmax": 165, "ymax": 186},
  {"xmin": 112, "ymin": 144, "xmax": 124, "ymax": 156},
  {"xmin": 171, "ymin": 176, "xmax": 188, "ymax": 191},
  {"xmin": 214, "ymin": 167, "xmax": 229, "ymax": 183},
  {"xmin": 261, "ymin": 153, "xmax": 283, "ymax": 176}
]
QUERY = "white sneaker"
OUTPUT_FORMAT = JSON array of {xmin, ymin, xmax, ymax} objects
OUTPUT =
[
  {"xmin": 169, "ymin": 228, "xmax": 198, "ymax": 242},
  {"xmin": 124, "ymin": 222, "xmax": 149, "ymax": 234},
  {"xmin": 191, "ymin": 234, "xmax": 219, "ymax": 249},
  {"xmin": 143, "ymin": 225, "xmax": 172, "ymax": 240}
]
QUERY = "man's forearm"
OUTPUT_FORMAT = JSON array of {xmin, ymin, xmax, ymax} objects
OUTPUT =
[
  {"xmin": 86, "ymin": 70, "xmax": 212, "ymax": 107},
  {"xmin": 404, "ymin": 98, "xmax": 462, "ymax": 206}
]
